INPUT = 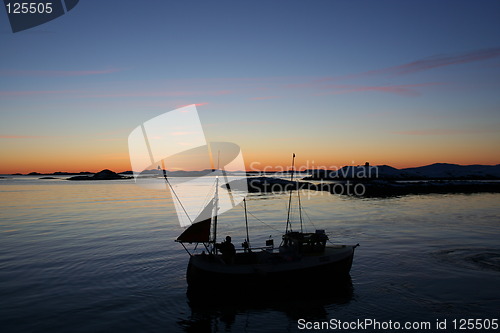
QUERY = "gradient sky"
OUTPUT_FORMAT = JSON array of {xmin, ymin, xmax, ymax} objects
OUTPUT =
[{"xmin": 1, "ymin": 0, "xmax": 500, "ymax": 173}]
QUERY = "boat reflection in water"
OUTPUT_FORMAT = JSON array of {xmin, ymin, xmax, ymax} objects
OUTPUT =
[{"xmin": 180, "ymin": 275, "xmax": 354, "ymax": 333}]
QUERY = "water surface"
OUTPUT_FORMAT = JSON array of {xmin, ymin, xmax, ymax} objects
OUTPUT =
[{"xmin": 1, "ymin": 177, "xmax": 499, "ymax": 332}]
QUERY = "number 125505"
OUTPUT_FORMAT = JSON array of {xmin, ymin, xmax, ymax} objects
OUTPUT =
[{"xmin": 6, "ymin": 2, "xmax": 53, "ymax": 14}]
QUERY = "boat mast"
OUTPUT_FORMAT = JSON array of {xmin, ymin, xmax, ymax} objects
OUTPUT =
[
  {"xmin": 298, "ymin": 182, "xmax": 303, "ymax": 233},
  {"xmin": 285, "ymin": 153, "xmax": 295, "ymax": 233},
  {"xmin": 159, "ymin": 163, "xmax": 192, "ymax": 224},
  {"xmin": 212, "ymin": 176, "xmax": 219, "ymax": 254},
  {"xmin": 244, "ymin": 198, "xmax": 251, "ymax": 248},
  {"xmin": 212, "ymin": 151, "xmax": 220, "ymax": 254}
]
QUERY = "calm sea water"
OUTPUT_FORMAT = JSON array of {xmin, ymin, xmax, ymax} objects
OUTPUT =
[{"xmin": 1, "ymin": 176, "xmax": 499, "ymax": 332}]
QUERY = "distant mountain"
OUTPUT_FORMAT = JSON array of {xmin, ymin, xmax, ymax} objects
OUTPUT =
[
  {"xmin": 401, "ymin": 163, "xmax": 500, "ymax": 179},
  {"xmin": 304, "ymin": 163, "xmax": 500, "ymax": 180},
  {"xmin": 17, "ymin": 171, "xmax": 92, "ymax": 176},
  {"xmin": 53, "ymin": 171, "xmax": 92, "ymax": 175},
  {"xmin": 17, "ymin": 163, "xmax": 500, "ymax": 180}
]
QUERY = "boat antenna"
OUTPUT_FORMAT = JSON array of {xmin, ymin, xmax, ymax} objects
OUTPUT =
[
  {"xmin": 159, "ymin": 162, "xmax": 192, "ymax": 224},
  {"xmin": 285, "ymin": 153, "xmax": 295, "ymax": 233},
  {"xmin": 212, "ymin": 151, "xmax": 220, "ymax": 254},
  {"xmin": 244, "ymin": 197, "xmax": 251, "ymax": 249},
  {"xmin": 298, "ymin": 180, "xmax": 303, "ymax": 233}
]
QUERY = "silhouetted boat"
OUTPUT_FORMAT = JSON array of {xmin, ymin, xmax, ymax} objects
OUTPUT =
[{"xmin": 171, "ymin": 154, "xmax": 359, "ymax": 290}]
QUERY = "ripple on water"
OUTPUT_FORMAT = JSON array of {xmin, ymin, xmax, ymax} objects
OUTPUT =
[{"xmin": 434, "ymin": 248, "xmax": 500, "ymax": 272}]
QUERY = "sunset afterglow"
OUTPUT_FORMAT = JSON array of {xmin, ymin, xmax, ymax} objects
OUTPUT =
[{"xmin": 1, "ymin": 1, "xmax": 499, "ymax": 174}]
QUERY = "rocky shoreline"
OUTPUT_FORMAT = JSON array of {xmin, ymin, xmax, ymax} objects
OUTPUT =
[{"xmin": 227, "ymin": 177, "xmax": 500, "ymax": 197}]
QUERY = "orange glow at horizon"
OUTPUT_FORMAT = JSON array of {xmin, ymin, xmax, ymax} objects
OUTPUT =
[
  {"xmin": 1, "ymin": 137, "xmax": 499, "ymax": 174},
  {"xmin": 2, "ymin": 148, "xmax": 500, "ymax": 174},
  {"xmin": 2, "ymin": 155, "xmax": 499, "ymax": 174}
]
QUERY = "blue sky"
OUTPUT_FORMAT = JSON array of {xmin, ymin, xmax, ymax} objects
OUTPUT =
[{"xmin": 1, "ymin": 0, "xmax": 500, "ymax": 173}]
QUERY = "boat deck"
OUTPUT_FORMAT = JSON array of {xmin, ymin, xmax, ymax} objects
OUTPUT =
[{"xmin": 186, "ymin": 245, "xmax": 357, "ymax": 289}]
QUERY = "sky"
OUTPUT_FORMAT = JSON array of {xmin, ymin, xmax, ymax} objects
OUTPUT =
[{"xmin": 1, "ymin": 0, "xmax": 500, "ymax": 173}]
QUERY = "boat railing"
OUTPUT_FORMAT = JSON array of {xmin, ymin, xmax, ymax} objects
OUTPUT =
[{"xmin": 234, "ymin": 246, "xmax": 276, "ymax": 254}]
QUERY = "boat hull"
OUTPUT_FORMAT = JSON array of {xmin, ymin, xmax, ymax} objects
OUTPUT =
[{"xmin": 186, "ymin": 245, "xmax": 356, "ymax": 291}]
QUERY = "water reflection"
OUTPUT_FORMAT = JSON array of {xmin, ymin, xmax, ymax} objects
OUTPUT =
[
  {"xmin": 179, "ymin": 276, "xmax": 353, "ymax": 332},
  {"xmin": 434, "ymin": 247, "xmax": 500, "ymax": 272}
]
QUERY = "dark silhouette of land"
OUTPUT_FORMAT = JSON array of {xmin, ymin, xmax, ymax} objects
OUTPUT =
[
  {"xmin": 303, "ymin": 163, "xmax": 500, "ymax": 180},
  {"xmin": 228, "ymin": 163, "xmax": 500, "ymax": 197},
  {"xmin": 67, "ymin": 169, "xmax": 131, "ymax": 181},
  {"xmin": 226, "ymin": 177, "xmax": 500, "ymax": 196},
  {"xmin": 4, "ymin": 163, "xmax": 499, "ymax": 195}
]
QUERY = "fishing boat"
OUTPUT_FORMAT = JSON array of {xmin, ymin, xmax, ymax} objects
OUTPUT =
[{"xmin": 171, "ymin": 154, "xmax": 359, "ymax": 291}]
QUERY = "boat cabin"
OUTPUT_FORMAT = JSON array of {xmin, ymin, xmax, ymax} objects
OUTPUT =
[{"xmin": 280, "ymin": 229, "xmax": 328, "ymax": 255}]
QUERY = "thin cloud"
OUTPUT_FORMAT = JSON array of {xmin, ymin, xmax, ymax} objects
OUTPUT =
[
  {"xmin": 327, "ymin": 47, "xmax": 500, "ymax": 81},
  {"xmin": 177, "ymin": 102, "xmax": 209, "ymax": 108},
  {"xmin": 0, "ymin": 90, "xmax": 78, "ymax": 96},
  {"xmin": 393, "ymin": 128, "xmax": 495, "ymax": 135},
  {"xmin": 87, "ymin": 90, "xmax": 231, "ymax": 98},
  {"xmin": 0, "ymin": 135, "xmax": 50, "ymax": 139},
  {"xmin": 283, "ymin": 82, "xmax": 313, "ymax": 89},
  {"xmin": 249, "ymin": 96, "xmax": 280, "ymax": 100},
  {"xmin": 0, "ymin": 88, "xmax": 229, "ymax": 100},
  {"xmin": 0, "ymin": 68, "xmax": 122, "ymax": 77},
  {"xmin": 318, "ymin": 82, "xmax": 443, "ymax": 97},
  {"xmin": 386, "ymin": 47, "xmax": 500, "ymax": 75},
  {"xmin": 300, "ymin": 47, "xmax": 500, "ymax": 85}
]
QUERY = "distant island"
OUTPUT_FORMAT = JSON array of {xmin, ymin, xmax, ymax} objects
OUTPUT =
[
  {"xmin": 4, "ymin": 163, "xmax": 500, "ymax": 196},
  {"xmin": 303, "ymin": 163, "xmax": 500, "ymax": 180},
  {"xmin": 15, "ymin": 171, "xmax": 93, "ymax": 176},
  {"xmin": 225, "ymin": 163, "xmax": 500, "ymax": 197},
  {"xmin": 67, "ymin": 169, "xmax": 132, "ymax": 181},
  {"xmin": 11, "ymin": 163, "xmax": 500, "ymax": 180},
  {"xmin": 7, "ymin": 169, "xmax": 130, "ymax": 180}
]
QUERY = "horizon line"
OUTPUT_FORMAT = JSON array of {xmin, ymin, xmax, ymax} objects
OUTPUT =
[{"xmin": 3, "ymin": 161, "xmax": 500, "ymax": 175}]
